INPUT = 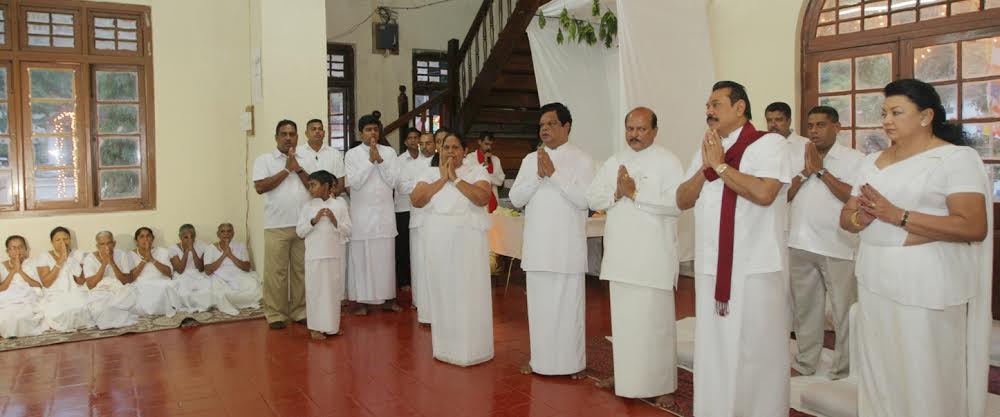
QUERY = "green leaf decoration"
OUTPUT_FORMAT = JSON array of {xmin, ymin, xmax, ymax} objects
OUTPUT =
[
  {"xmin": 567, "ymin": 19, "xmax": 578, "ymax": 42},
  {"xmin": 538, "ymin": 13, "xmax": 546, "ymax": 29},
  {"xmin": 556, "ymin": 27, "xmax": 564, "ymax": 44},
  {"xmin": 559, "ymin": 8, "xmax": 571, "ymax": 28},
  {"xmin": 592, "ymin": 0, "xmax": 600, "ymax": 17},
  {"xmin": 551, "ymin": 7, "xmax": 617, "ymax": 48}
]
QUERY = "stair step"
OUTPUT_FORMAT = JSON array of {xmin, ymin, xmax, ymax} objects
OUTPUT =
[
  {"xmin": 480, "ymin": 92, "xmax": 540, "ymax": 109},
  {"xmin": 494, "ymin": 72, "xmax": 537, "ymax": 92},
  {"xmin": 476, "ymin": 108, "xmax": 542, "ymax": 124}
]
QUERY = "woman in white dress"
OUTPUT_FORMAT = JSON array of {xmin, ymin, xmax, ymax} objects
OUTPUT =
[
  {"xmin": 128, "ymin": 227, "xmax": 182, "ymax": 317},
  {"xmin": 0, "ymin": 235, "xmax": 48, "ymax": 337},
  {"xmin": 204, "ymin": 223, "xmax": 262, "ymax": 310},
  {"xmin": 169, "ymin": 224, "xmax": 235, "ymax": 314},
  {"xmin": 411, "ymin": 133, "xmax": 494, "ymax": 366},
  {"xmin": 840, "ymin": 79, "xmax": 991, "ymax": 417},
  {"xmin": 83, "ymin": 231, "xmax": 140, "ymax": 330},
  {"xmin": 35, "ymin": 227, "xmax": 94, "ymax": 332}
]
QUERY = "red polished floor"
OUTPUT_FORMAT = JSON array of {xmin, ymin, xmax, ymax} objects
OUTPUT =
[{"xmin": 0, "ymin": 277, "xmax": 696, "ymax": 417}]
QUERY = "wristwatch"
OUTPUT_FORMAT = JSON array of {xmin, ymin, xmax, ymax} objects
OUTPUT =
[{"xmin": 816, "ymin": 168, "xmax": 827, "ymax": 178}]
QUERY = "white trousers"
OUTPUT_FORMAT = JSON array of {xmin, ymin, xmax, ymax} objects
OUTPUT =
[{"xmin": 526, "ymin": 272, "xmax": 586, "ymax": 375}]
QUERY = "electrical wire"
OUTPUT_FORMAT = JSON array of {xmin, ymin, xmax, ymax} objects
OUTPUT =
[{"xmin": 330, "ymin": 0, "xmax": 463, "ymax": 40}]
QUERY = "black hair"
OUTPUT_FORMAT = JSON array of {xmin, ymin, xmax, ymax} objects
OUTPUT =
[
  {"xmin": 358, "ymin": 114, "xmax": 382, "ymax": 132},
  {"xmin": 134, "ymin": 227, "xmax": 154, "ymax": 241},
  {"xmin": 5, "ymin": 235, "xmax": 26, "ymax": 249},
  {"xmin": 434, "ymin": 127, "xmax": 451, "ymax": 137},
  {"xmin": 50, "ymin": 226, "xmax": 71, "ymax": 241},
  {"xmin": 883, "ymin": 79, "xmax": 967, "ymax": 146},
  {"xmin": 625, "ymin": 107, "xmax": 658, "ymax": 129},
  {"xmin": 539, "ymin": 102, "xmax": 572, "ymax": 126},
  {"xmin": 712, "ymin": 81, "xmax": 753, "ymax": 120},
  {"xmin": 308, "ymin": 169, "xmax": 336, "ymax": 186},
  {"xmin": 275, "ymin": 119, "xmax": 297, "ymax": 136},
  {"xmin": 430, "ymin": 134, "xmax": 468, "ymax": 167},
  {"xmin": 480, "ymin": 132, "xmax": 495, "ymax": 141},
  {"xmin": 807, "ymin": 105, "xmax": 840, "ymax": 123},
  {"xmin": 765, "ymin": 102, "xmax": 792, "ymax": 120},
  {"xmin": 306, "ymin": 119, "xmax": 324, "ymax": 128}
]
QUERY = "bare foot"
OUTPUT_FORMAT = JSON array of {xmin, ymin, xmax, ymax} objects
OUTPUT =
[
  {"xmin": 353, "ymin": 305, "xmax": 369, "ymax": 316},
  {"xmin": 519, "ymin": 363, "xmax": 532, "ymax": 375},
  {"xmin": 653, "ymin": 394, "xmax": 675, "ymax": 409},
  {"xmin": 382, "ymin": 300, "xmax": 402, "ymax": 312},
  {"xmin": 310, "ymin": 330, "xmax": 327, "ymax": 341},
  {"xmin": 570, "ymin": 371, "xmax": 587, "ymax": 380},
  {"xmin": 595, "ymin": 376, "xmax": 614, "ymax": 389}
]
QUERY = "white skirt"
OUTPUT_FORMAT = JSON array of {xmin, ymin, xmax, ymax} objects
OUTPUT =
[
  {"xmin": 213, "ymin": 272, "xmax": 261, "ymax": 311},
  {"xmin": 347, "ymin": 238, "xmax": 396, "ymax": 304},
  {"xmin": 609, "ymin": 281, "xmax": 676, "ymax": 398},
  {"xmin": 857, "ymin": 285, "xmax": 968, "ymax": 417},
  {"xmin": 424, "ymin": 214, "xmax": 494, "ymax": 366},
  {"xmin": 526, "ymin": 272, "xmax": 586, "ymax": 375},
  {"xmin": 133, "ymin": 277, "xmax": 181, "ymax": 317},
  {"xmin": 173, "ymin": 271, "xmax": 219, "ymax": 313},
  {"xmin": 410, "ymin": 227, "xmax": 430, "ymax": 323},
  {"xmin": 0, "ymin": 289, "xmax": 48, "ymax": 338},
  {"xmin": 86, "ymin": 285, "xmax": 139, "ymax": 330},
  {"xmin": 306, "ymin": 258, "xmax": 345, "ymax": 334}
]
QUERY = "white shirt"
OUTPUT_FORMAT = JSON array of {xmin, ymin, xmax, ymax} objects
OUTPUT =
[
  {"xmin": 297, "ymin": 196, "xmax": 352, "ymax": 260},
  {"xmin": 296, "ymin": 142, "xmax": 346, "ymax": 178},
  {"xmin": 465, "ymin": 152, "xmax": 506, "ymax": 205},
  {"xmin": 853, "ymin": 145, "xmax": 987, "ymax": 309},
  {"xmin": 394, "ymin": 151, "xmax": 424, "ymax": 212},
  {"xmin": 168, "ymin": 240, "xmax": 208, "ymax": 274},
  {"xmin": 345, "ymin": 143, "xmax": 400, "ymax": 240},
  {"xmin": 788, "ymin": 142, "xmax": 865, "ymax": 260},
  {"xmin": 509, "ymin": 142, "xmax": 595, "ymax": 274},
  {"xmin": 127, "ymin": 248, "xmax": 172, "ymax": 282},
  {"xmin": 252, "ymin": 149, "xmax": 311, "ymax": 229},
  {"xmin": 34, "ymin": 250, "xmax": 86, "ymax": 294},
  {"xmin": 82, "ymin": 249, "xmax": 135, "ymax": 290},
  {"xmin": 203, "ymin": 241, "xmax": 252, "ymax": 279},
  {"xmin": 405, "ymin": 156, "xmax": 434, "ymax": 228},
  {"xmin": 686, "ymin": 126, "xmax": 793, "ymax": 275},
  {"xmin": 588, "ymin": 144, "xmax": 683, "ymax": 290},
  {"xmin": 417, "ymin": 162, "xmax": 491, "ymax": 230}
]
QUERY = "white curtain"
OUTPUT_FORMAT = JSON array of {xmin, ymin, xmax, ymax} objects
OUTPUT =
[{"xmin": 527, "ymin": 0, "xmax": 715, "ymax": 262}]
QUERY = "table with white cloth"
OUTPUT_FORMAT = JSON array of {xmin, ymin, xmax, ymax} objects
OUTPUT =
[{"xmin": 487, "ymin": 213, "xmax": 606, "ymax": 282}]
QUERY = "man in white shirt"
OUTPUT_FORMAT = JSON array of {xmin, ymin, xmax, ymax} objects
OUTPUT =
[
  {"xmin": 509, "ymin": 102, "xmax": 595, "ymax": 378},
  {"xmin": 676, "ymin": 81, "xmax": 793, "ymax": 417},
  {"xmin": 252, "ymin": 120, "xmax": 311, "ymax": 329},
  {"xmin": 404, "ymin": 132, "xmax": 436, "ymax": 322},
  {"xmin": 344, "ymin": 114, "xmax": 401, "ymax": 315},
  {"xmin": 587, "ymin": 107, "xmax": 682, "ymax": 407},
  {"xmin": 465, "ymin": 132, "xmax": 505, "ymax": 214},
  {"xmin": 297, "ymin": 119, "xmax": 346, "ymax": 196},
  {"xmin": 394, "ymin": 128, "xmax": 421, "ymax": 294},
  {"xmin": 765, "ymin": 101, "xmax": 810, "ymax": 147},
  {"xmin": 787, "ymin": 106, "xmax": 863, "ymax": 380}
]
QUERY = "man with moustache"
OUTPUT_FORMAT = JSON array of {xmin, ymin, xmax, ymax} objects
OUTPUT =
[
  {"xmin": 252, "ymin": 120, "xmax": 311, "ymax": 329},
  {"xmin": 394, "ymin": 128, "xmax": 422, "ymax": 293},
  {"xmin": 297, "ymin": 119, "xmax": 346, "ymax": 195},
  {"xmin": 787, "ymin": 106, "xmax": 863, "ymax": 380},
  {"xmin": 403, "ymin": 132, "xmax": 437, "ymax": 323},
  {"xmin": 676, "ymin": 81, "xmax": 793, "ymax": 416},
  {"xmin": 587, "ymin": 107, "xmax": 683, "ymax": 407},
  {"xmin": 765, "ymin": 102, "xmax": 810, "ymax": 146},
  {"xmin": 465, "ymin": 132, "xmax": 505, "ymax": 214}
]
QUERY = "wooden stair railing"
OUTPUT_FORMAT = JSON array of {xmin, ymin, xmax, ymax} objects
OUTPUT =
[{"xmin": 381, "ymin": 89, "xmax": 452, "ymax": 141}]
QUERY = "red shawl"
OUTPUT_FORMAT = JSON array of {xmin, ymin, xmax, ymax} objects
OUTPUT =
[
  {"xmin": 477, "ymin": 149, "xmax": 498, "ymax": 213},
  {"xmin": 701, "ymin": 121, "xmax": 767, "ymax": 316}
]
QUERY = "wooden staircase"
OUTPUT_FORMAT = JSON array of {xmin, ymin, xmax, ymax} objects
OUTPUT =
[{"xmin": 382, "ymin": 0, "xmax": 543, "ymax": 177}]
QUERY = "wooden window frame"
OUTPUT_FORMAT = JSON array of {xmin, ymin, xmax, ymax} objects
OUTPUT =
[
  {"xmin": 0, "ymin": 0, "xmax": 153, "ymax": 218},
  {"xmin": 328, "ymin": 43, "xmax": 354, "ymax": 149},
  {"xmin": 87, "ymin": 9, "xmax": 143, "ymax": 57},
  {"xmin": 0, "ymin": 2, "xmax": 13, "ymax": 51},
  {"xmin": 411, "ymin": 50, "xmax": 447, "ymax": 133}
]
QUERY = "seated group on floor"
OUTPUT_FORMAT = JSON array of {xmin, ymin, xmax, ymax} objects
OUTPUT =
[{"xmin": 0, "ymin": 223, "xmax": 262, "ymax": 338}]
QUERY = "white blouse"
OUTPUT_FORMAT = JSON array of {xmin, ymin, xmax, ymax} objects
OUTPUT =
[
  {"xmin": 82, "ymin": 249, "xmax": 135, "ymax": 290},
  {"xmin": 418, "ymin": 162, "xmax": 491, "ymax": 230},
  {"xmin": 853, "ymin": 144, "xmax": 988, "ymax": 308},
  {"xmin": 127, "ymin": 248, "xmax": 173, "ymax": 281},
  {"xmin": 34, "ymin": 250, "xmax": 86, "ymax": 293}
]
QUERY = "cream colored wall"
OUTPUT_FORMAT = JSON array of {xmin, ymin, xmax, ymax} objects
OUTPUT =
[
  {"xmin": 327, "ymin": 0, "xmax": 480, "ymax": 148},
  {"xmin": 708, "ymin": 0, "xmax": 809, "ymax": 131},
  {"xmin": 0, "ymin": 0, "xmax": 254, "ymax": 256}
]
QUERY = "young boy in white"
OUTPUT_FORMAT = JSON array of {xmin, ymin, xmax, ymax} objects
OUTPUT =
[{"xmin": 297, "ymin": 170, "xmax": 352, "ymax": 340}]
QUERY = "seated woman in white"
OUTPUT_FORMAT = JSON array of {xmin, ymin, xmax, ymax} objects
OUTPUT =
[
  {"xmin": 411, "ymin": 133, "xmax": 495, "ymax": 366},
  {"xmin": 169, "ymin": 224, "xmax": 236, "ymax": 315},
  {"xmin": 0, "ymin": 235, "xmax": 48, "ymax": 338},
  {"xmin": 83, "ymin": 231, "xmax": 140, "ymax": 330},
  {"xmin": 204, "ymin": 223, "xmax": 261, "ymax": 310},
  {"xmin": 128, "ymin": 227, "xmax": 182, "ymax": 317},
  {"xmin": 35, "ymin": 227, "xmax": 94, "ymax": 332}
]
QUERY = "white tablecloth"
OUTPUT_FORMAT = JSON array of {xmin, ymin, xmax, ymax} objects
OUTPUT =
[{"xmin": 487, "ymin": 213, "xmax": 606, "ymax": 275}]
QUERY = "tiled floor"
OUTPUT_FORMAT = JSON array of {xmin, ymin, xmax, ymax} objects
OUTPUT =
[{"xmin": 0, "ymin": 277, "xmax": 696, "ymax": 417}]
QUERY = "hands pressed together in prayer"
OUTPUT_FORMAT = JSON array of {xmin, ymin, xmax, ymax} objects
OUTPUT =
[
  {"xmin": 536, "ymin": 147, "xmax": 556, "ymax": 178},
  {"xmin": 857, "ymin": 183, "xmax": 904, "ymax": 226},
  {"xmin": 803, "ymin": 142, "xmax": 824, "ymax": 176},
  {"xmin": 312, "ymin": 208, "xmax": 339, "ymax": 227},
  {"xmin": 98, "ymin": 246, "xmax": 115, "ymax": 267},
  {"xmin": 615, "ymin": 166, "xmax": 637, "ymax": 201},
  {"xmin": 285, "ymin": 148, "xmax": 302, "ymax": 174},
  {"xmin": 369, "ymin": 137, "xmax": 384, "ymax": 164},
  {"xmin": 53, "ymin": 241, "xmax": 69, "ymax": 268},
  {"xmin": 702, "ymin": 129, "xmax": 725, "ymax": 170},
  {"xmin": 439, "ymin": 157, "xmax": 459, "ymax": 182}
]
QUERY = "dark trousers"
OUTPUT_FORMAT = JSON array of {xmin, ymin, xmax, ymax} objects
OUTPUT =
[{"xmin": 395, "ymin": 211, "xmax": 411, "ymax": 288}]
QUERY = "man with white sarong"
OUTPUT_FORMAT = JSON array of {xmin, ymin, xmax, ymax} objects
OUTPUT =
[
  {"xmin": 402, "ymin": 132, "xmax": 435, "ymax": 324},
  {"xmin": 587, "ymin": 107, "xmax": 682, "ymax": 406},
  {"xmin": 676, "ymin": 81, "xmax": 793, "ymax": 417},
  {"xmin": 411, "ymin": 133, "xmax": 494, "ymax": 367},
  {"xmin": 204, "ymin": 223, "xmax": 262, "ymax": 310},
  {"xmin": 344, "ymin": 114, "xmax": 401, "ymax": 315},
  {"xmin": 297, "ymin": 170, "xmax": 352, "ymax": 339},
  {"xmin": 509, "ymin": 102, "xmax": 594, "ymax": 377},
  {"xmin": 83, "ymin": 231, "xmax": 140, "ymax": 330}
]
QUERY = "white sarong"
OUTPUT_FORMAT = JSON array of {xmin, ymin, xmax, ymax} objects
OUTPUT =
[
  {"xmin": 306, "ymin": 258, "xmax": 345, "ymax": 334},
  {"xmin": 347, "ymin": 238, "xmax": 396, "ymax": 304},
  {"xmin": 526, "ymin": 271, "xmax": 585, "ymax": 375},
  {"xmin": 609, "ymin": 281, "xmax": 676, "ymax": 398}
]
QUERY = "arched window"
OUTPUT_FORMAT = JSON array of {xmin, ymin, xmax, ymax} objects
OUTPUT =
[{"xmin": 801, "ymin": 0, "xmax": 1000, "ymax": 159}]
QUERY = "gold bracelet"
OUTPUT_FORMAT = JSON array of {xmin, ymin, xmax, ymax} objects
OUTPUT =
[
  {"xmin": 715, "ymin": 163, "xmax": 729, "ymax": 175},
  {"xmin": 850, "ymin": 210, "xmax": 863, "ymax": 228}
]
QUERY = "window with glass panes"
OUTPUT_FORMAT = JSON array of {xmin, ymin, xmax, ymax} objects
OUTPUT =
[
  {"xmin": 328, "ymin": 43, "xmax": 354, "ymax": 150},
  {"xmin": 412, "ymin": 50, "xmax": 448, "ymax": 133},
  {"xmin": 0, "ymin": 1, "xmax": 153, "ymax": 215}
]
